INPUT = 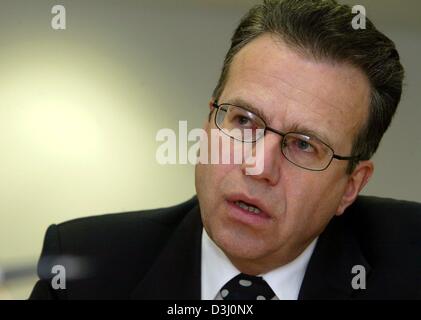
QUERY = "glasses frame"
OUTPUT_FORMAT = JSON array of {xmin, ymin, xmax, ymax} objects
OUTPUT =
[{"xmin": 211, "ymin": 101, "xmax": 361, "ymax": 171}]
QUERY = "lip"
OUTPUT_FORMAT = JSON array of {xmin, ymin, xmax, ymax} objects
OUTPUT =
[{"xmin": 225, "ymin": 193, "xmax": 272, "ymax": 226}]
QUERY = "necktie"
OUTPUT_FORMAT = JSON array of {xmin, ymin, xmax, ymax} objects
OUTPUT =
[{"xmin": 219, "ymin": 273, "xmax": 277, "ymax": 300}]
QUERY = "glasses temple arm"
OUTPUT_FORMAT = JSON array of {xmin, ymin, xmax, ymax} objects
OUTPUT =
[{"xmin": 333, "ymin": 154, "xmax": 362, "ymax": 161}]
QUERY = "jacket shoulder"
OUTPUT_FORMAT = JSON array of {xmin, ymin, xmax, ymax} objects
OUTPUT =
[
  {"xmin": 347, "ymin": 195, "xmax": 421, "ymax": 243},
  {"xmin": 33, "ymin": 196, "xmax": 198, "ymax": 299},
  {"xmin": 345, "ymin": 196, "xmax": 421, "ymax": 297},
  {"xmin": 53, "ymin": 196, "xmax": 197, "ymax": 255},
  {"xmin": 57, "ymin": 196, "xmax": 198, "ymax": 246}
]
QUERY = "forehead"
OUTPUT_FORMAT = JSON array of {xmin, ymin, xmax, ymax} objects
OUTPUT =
[{"xmin": 221, "ymin": 34, "xmax": 371, "ymax": 152}]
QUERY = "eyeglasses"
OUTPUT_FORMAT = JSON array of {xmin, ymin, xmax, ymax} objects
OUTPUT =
[{"xmin": 212, "ymin": 101, "xmax": 360, "ymax": 171}]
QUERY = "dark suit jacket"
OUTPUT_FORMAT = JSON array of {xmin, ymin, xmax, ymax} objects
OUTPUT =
[{"xmin": 29, "ymin": 195, "xmax": 421, "ymax": 300}]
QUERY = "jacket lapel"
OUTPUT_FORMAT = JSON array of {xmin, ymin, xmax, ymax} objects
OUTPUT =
[
  {"xmin": 130, "ymin": 204, "xmax": 203, "ymax": 300},
  {"xmin": 298, "ymin": 214, "xmax": 371, "ymax": 299}
]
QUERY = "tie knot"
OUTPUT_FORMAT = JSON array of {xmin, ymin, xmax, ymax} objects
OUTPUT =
[{"xmin": 219, "ymin": 273, "xmax": 277, "ymax": 300}]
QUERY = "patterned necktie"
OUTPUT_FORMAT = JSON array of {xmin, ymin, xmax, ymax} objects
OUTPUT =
[{"xmin": 219, "ymin": 273, "xmax": 277, "ymax": 300}]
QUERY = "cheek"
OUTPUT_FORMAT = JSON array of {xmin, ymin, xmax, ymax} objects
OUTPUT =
[
  {"xmin": 195, "ymin": 162, "xmax": 237, "ymax": 216},
  {"xmin": 197, "ymin": 131, "xmax": 241, "ymax": 189},
  {"xmin": 195, "ymin": 163, "xmax": 238, "ymax": 240},
  {"xmin": 197, "ymin": 163, "xmax": 233, "ymax": 189},
  {"xmin": 282, "ymin": 173, "xmax": 347, "ymax": 228}
]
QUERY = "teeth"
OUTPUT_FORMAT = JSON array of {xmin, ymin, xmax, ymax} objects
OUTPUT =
[{"xmin": 234, "ymin": 200, "xmax": 261, "ymax": 214}]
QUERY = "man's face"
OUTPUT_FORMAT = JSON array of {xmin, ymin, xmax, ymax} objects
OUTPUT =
[{"xmin": 195, "ymin": 34, "xmax": 372, "ymax": 274}]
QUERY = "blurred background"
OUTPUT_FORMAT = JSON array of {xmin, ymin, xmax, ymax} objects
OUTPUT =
[{"xmin": 0, "ymin": 0, "xmax": 419, "ymax": 299}]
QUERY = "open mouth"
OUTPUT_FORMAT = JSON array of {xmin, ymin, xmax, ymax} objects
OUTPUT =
[
  {"xmin": 226, "ymin": 194, "xmax": 272, "ymax": 224},
  {"xmin": 234, "ymin": 200, "xmax": 262, "ymax": 214}
]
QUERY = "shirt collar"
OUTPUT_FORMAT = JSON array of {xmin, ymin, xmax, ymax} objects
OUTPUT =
[{"xmin": 201, "ymin": 228, "xmax": 317, "ymax": 300}]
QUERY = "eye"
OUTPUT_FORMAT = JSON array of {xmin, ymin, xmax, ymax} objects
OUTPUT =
[
  {"xmin": 236, "ymin": 116, "xmax": 251, "ymax": 126},
  {"xmin": 231, "ymin": 113, "xmax": 257, "ymax": 129},
  {"xmin": 285, "ymin": 136, "xmax": 316, "ymax": 154},
  {"xmin": 296, "ymin": 140, "xmax": 312, "ymax": 151}
]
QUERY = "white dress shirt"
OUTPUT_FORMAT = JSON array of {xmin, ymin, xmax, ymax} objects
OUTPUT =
[{"xmin": 201, "ymin": 228, "xmax": 318, "ymax": 300}]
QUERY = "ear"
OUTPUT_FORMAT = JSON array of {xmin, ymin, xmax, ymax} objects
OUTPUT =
[
  {"xmin": 336, "ymin": 160, "xmax": 374, "ymax": 216},
  {"xmin": 207, "ymin": 99, "xmax": 216, "ymax": 122},
  {"xmin": 209, "ymin": 99, "xmax": 215, "ymax": 110},
  {"xmin": 203, "ymin": 99, "xmax": 215, "ymax": 130}
]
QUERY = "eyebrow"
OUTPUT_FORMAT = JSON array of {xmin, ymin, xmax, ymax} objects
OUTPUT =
[
  {"xmin": 287, "ymin": 122, "xmax": 334, "ymax": 147},
  {"xmin": 221, "ymin": 97, "xmax": 334, "ymax": 147},
  {"xmin": 223, "ymin": 97, "xmax": 271, "ymax": 125}
]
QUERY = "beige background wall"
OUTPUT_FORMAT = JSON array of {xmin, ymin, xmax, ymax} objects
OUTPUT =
[{"xmin": 0, "ymin": 0, "xmax": 419, "ymax": 299}]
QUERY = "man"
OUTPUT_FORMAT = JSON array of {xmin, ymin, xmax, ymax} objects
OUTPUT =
[{"xmin": 30, "ymin": 0, "xmax": 421, "ymax": 300}]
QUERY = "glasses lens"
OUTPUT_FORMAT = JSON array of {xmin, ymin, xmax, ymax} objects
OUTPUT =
[
  {"xmin": 215, "ymin": 104, "xmax": 335, "ymax": 171},
  {"xmin": 281, "ymin": 133, "xmax": 333, "ymax": 170},
  {"xmin": 216, "ymin": 105, "xmax": 265, "ymax": 142}
]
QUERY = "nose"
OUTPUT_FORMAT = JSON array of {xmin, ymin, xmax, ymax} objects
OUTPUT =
[{"xmin": 241, "ymin": 133, "xmax": 282, "ymax": 185}]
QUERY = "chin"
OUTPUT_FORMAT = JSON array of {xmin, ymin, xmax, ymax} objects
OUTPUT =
[{"xmin": 211, "ymin": 225, "xmax": 271, "ymax": 261}]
